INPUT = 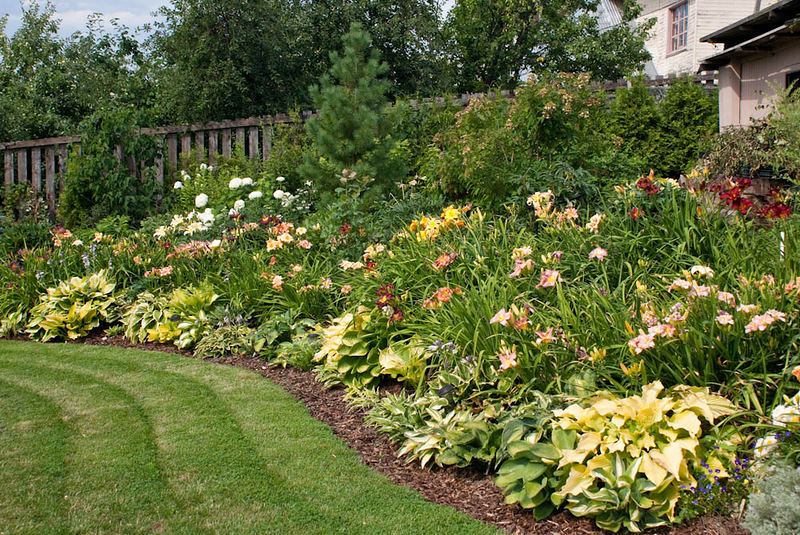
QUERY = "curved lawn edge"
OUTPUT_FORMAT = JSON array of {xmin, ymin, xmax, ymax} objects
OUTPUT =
[{"xmin": 0, "ymin": 341, "xmax": 499, "ymax": 535}]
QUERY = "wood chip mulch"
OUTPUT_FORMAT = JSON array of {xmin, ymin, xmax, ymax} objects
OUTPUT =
[{"xmin": 75, "ymin": 335, "xmax": 747, "ymax": 535}]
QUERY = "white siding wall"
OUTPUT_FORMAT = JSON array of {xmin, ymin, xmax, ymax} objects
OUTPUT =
[
  {"xmin": 636, "ymin": 0, "xmax": 756, "ymax": 75},
  {"xmin": 737, "ymin": 41, "xmax": 800, "ymax": 124}
]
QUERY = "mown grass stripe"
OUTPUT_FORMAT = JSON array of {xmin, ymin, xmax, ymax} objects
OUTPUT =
[
  {"xmin": 153, "ymin": 358, "xmax": 498, "ymax": 534},
  {"xmin": 0, "ymin": 378, "xmax": 70, "ymax": 535},
  {"xmin": 6, "ymin": 348, "xmax": 340, "ymax": 533},
  {"xmin": 0, "ymin": 342, "xmax": 498, "ymax": 535},
  {"xmin": 0, "ymin": 358, "xmax": 176, "ymax": 534}
]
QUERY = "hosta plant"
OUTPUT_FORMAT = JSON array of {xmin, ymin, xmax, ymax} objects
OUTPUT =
[
  {"xmin": 496, "ymin": 381, "xmax": 737, "ymax": 532},
  {"xmin": 146, "ymin": 284, "xmax": 219, "ymax": 348},
  {"xmin": 0, "ymin": 308, "xmax": 27, "ymax": 338},
  {"xmin": 26, "ymin": 270, "xmax": 118, "ymax": 341},
  {"xmin": 194, "ymin": 323, "xmax": 253, "ymax": 359},
  {"xmin": 378, "ymin": 337, "xmax": 430, "ymax": 388},
  {"xmin": 122, "ymin": 292, "xmax": 171, "ymax": 343},
  {"xmin": 368, "ymin": 393, "xmax": 501, "ymax": 468},
  {"xmin": 314, "ymin": 308, "xmax": 388, "ymax": 389}
]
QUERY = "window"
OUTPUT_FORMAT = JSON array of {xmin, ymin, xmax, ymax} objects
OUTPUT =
[
  {"xmin": 787, "ymin": 71, "xmax": 800, "ymax": 94},
  {"xmin": 669, "ymin": 1, "xmax": 689, "ymax": 53}
]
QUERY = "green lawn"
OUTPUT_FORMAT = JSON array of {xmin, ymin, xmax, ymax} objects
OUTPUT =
[{"xmin": 0, "ymin": 341, "xmax": 497, "ymax": 535}]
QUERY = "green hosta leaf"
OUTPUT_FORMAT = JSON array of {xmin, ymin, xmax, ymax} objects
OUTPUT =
[{"xmin": 496, "ymin": 458, "xmax": 549, "ymax": 487}]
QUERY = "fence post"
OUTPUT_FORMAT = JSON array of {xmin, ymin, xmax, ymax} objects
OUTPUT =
[
  {"xmin": 235, "ymin": 127, "xmax": 245, "ymax": 153},
  {"xmin": 45, "ymin": 145, "xmax": 56, "ymax": 218},
  {"xmin": 58, "ymin": 144, "xmax": 67, "ymax": 193},
  {"xmin": 31, "ymin": 147, "xmax": 42, "ymax": 193},
  {"xmin": 167, "ymin": 134, "xmax": 178, "ymax": 172},
  {"xmin": 262, "ymin": 125, "xmax": 272, "ymax": 160},
  {"xmin": 221, "ymin": 129, "xmax": 232, "ymax": 158},
  {"xmin": 208, "ymin": 130, "xmax": 218, "ymax": 165},
  {"xmin": 248, "ymin": 127, "xmax": 259, "ymax": 159},
  {"xmin": 16, "ymin": 149, "xmax": 28, "ymax": 185},
  {"xmin": 181, "ymin": 133, "xmax": 192, "ymax": 168},
  {"xmin": 194, "ymin": 131, "xmax": 205, "ymax": 158},
  {"xmin": 3, "ymin": 150, "xmax": 13, "ymax": 192}
]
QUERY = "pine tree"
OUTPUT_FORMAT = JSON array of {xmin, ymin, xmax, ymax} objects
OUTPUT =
[{"xmin": 301, "ymin": 22, "xmax": 404, "ymax": 201}]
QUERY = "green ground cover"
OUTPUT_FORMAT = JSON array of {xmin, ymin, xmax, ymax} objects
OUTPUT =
[{"xmin": 0, "ymin": 340, "xmax": 497, "ymax": 535}]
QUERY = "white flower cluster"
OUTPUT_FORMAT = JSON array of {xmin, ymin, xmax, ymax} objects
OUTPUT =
[
  {"xmin": 753, "ymin": 390, "xmax": 800, "ymax": 458},
  {"xmin": 229, "ymin": 177, "xmax": 254, "ymax": 189},
  {"xmin": 154, "ymin": 208, "xmax": 217, "ymax": 238}
]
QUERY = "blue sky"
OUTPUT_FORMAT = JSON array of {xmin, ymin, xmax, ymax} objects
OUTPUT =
[{"xmin": 2, "ymin": 0, "xmax": 168, "ymax": 37}]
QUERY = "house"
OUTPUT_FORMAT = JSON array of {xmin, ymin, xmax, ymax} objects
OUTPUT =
[
  {"xmin": 699, "ymin": 0, "xmax": 800, "ymax": 128},
  {"xmin": 635, "ymin": 0, "xmax": 762, "ymax": 76}
]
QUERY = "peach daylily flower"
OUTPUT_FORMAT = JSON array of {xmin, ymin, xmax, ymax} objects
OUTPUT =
[
  {"xmin": 715, "ymin": 312, "xmax": 734, "ymax": 326},
  {"xmin": 588, "ymin": 247, "xmax": 608, "ymax": 261},
  {"xmin": 536, "ymin": 269, "xmax": 562, "ymax": 289},
  {"xmin": 534, "ymin": 327, "xmax": 555, "ymax": 345},
  {"xmin": 668, "ymin": 279, "xmax": 692, "ymax": 292},
  {"xmin": 490, "ymin": 309, "xmax": 513, "ymax": 327},
  {"xmin": 498, "ymin": 346, "xmax": 518, "ymax": 370},
  {"xmin": 628, "ymin": 332, "xmax": 656, "ymax": 355},
  {"xmin": 272, "ymin": 275, "xmax": 283, "ymax": 291}
]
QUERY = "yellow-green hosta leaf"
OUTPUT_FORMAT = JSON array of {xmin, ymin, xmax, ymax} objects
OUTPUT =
[
  {"xmin": 676, "ymin": 388, "xmax": 736, "ymax": 422},
  {"xmin": 591, "ymin": 398, "xmax": 619, "ymax": 417},
  {"xmin": 558, "ymin": 447, "xmax": 590, "ymax": 468},
  {"xmin": 649, "ymin": 440, "xmax": 694, "ymax": 480},
  {"xmin": 641, "ymin": 380, "xmax": 665, "ymax": 404},
  {"xmin": 558, "ymin": 465, "xmax": 594, "ymax": 497},
  {"xmin": 667, "ymin": 410, "xmax": 702, "ymax": 435},
  {"xmin": 577, "ymin": 431, "xmax": 602, "ymax": 453},
  {"xmin": 702, "ymin": 455, "xmax": 730, "ymax": 478},
  {"xmin": 554, "ymin": 402, "xmax": 588, "ymax": 422},
  {"xmin": 640, "ymin": 451, "xmax": 669, "ymax": 487},
  {"xmin": 585, "ymin": 452, "xmax": 613, "ymax": 473}
]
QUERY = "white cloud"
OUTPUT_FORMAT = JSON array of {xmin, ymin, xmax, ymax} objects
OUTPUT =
[{"xmin": 3, "ymin": 0, "xmax": 167, "ymax": 36}]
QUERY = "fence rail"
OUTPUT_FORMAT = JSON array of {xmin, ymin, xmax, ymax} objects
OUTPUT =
[{"xmin": 0, "ymin": 76, "xmax": 715, "ymax": 220}]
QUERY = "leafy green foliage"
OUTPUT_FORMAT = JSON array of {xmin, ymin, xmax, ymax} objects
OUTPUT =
[
  {"xmin": 368, "ymin": 393, "xmax": 501, "ymax": 468},
  {"xmin": 194, "ymin": 323, "xmax": 253, "ymax": 359},
  {"xmin": 0, "ymin": 220, "xmax": 50, "ymax": 255},
  {"xmin": 444, "ymin": 0, "xmax": 651, "ymax": 91},
  {"xmin": 420, "ymin": 73, "xmax": 623, "ymax": 207},
  {"xmin": 707, "ymin": 85, "xmax": 800, "ymax": 181},
  {"xmin": 378, "ymin": 339, "xmax": 430, "ymax": 388},
  {"xmin": 654, "ymin": 77, "xmax": 717, "ymax": 177},
  {"xmin": 608, "ymin": 76, "xmax": 660, "ymax": 172},
  {"xmin": 272, "ymin": 331, "xmax": 322, "ymax": 370},
  {"xmin": 165, "ymin": 284, "xmax": 219, "ymax": 349},
  {"xmin": 148, "ymin": 0, "xmax": 311, "ymax": 123},
  {"xmin": 26, "ymin": 270, "xmax": 118, "ymax": 341},
  {"xmin": 60, "ymin": 106, "xmax": 163, "ymax": 227}
]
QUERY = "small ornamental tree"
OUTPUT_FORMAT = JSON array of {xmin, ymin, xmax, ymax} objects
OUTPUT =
[
  {"xmin": 655, "ymin": 77, "xmax": 718, "ymax": 177},
  {"xmin": 609, "ymin": 76, "xmax": 661, "ymax": 173},
  {"xmin": 301, "ymin": 22, "xmax": 405, "ymax": 202}
]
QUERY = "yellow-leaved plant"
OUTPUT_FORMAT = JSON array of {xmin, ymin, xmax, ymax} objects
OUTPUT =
[
  {"xmin": 496, "ymin": 381, "xmax": 736, "ymax": 533},
  {"xmin": 26, "ymin": 270, "xmax": 118, "ymax": 341}
]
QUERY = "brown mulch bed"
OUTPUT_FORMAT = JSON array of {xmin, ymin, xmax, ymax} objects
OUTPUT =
[{"xmin": 69, "ymin": 334, "xmax": 746, "ymax": 535}]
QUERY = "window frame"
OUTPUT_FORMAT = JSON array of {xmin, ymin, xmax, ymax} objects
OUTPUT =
[
  {"xmin": 668, "ymin": 1, "xmax": 689, "ymax": 55},
  {"xmin": 786, "ymin": 70, "xmax": 800, "ymax": 94}
]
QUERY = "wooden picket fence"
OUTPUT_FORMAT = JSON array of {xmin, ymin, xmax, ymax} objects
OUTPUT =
[{"xmin": 0, "ymin": 112, "xmax": 318, "ymax": 219}]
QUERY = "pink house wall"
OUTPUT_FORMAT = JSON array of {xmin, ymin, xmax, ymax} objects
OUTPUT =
[{"xmin": 719, "ymin": 40, "xmax": 800, "ymax": 128}]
